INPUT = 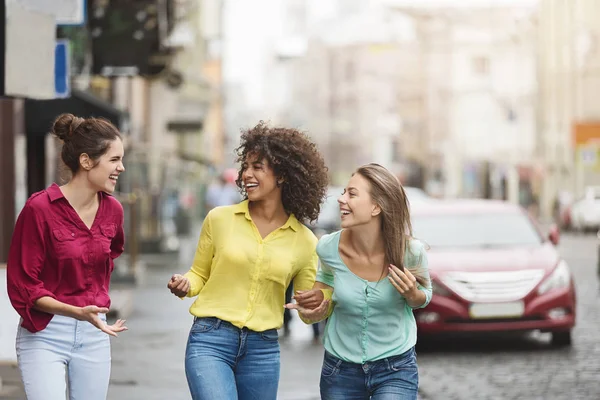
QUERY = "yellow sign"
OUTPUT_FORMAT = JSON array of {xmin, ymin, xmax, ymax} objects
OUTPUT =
[{"xmin": 576, "ymin": 144, "xmax": 600, "ymax": 172}]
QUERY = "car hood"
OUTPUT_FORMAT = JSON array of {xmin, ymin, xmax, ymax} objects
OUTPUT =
[{"xmin": 426, "ymin": 242, "xmax": 560, "ymax": 276}]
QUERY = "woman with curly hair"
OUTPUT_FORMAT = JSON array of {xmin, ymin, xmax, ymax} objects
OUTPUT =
[{"xmin": 167, "ymin": 121, "xmax": 329, "ymax": 400}]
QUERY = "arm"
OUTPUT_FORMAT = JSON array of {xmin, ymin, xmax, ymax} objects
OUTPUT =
[
  {"xmin": 409, "ymin": 246, "xmax": 432, "ymax": 309},
  {"xmin": 183, "ymin": 213, "xmax": 215, "ymax": 297},
  {"xmin": 293, "ymin": 258, "xmax": 335, "ymax": 324},
  {"xmin": 389, "ymin": 243, "xmax": 432, "ymax": 309},
  {"xmin": 110, "ymin": 204, "xmax": 125, "ymax": 259},
  {"xmin": 6, "ymin": 204, "xmax": 58, "ymax": 324},
  {"xmin": 6, "ymin": 205, "xmax": 125, "ymax": 336}
]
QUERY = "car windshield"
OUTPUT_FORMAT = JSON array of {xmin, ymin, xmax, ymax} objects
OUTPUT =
[
  {"xmin": 412, "ymin": 212, "xmax": 543, "ymax": 248},
  {"xmin": 404, "ymin": 187, "xmax": 428, "ymax": 201}
]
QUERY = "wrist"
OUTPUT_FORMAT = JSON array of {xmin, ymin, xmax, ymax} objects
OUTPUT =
[
  {"xmin": 405, "ymin": 289, "xmax": 423, "ymax": 305},
  {"xmin": 68, "ymin": 306, "xmax": 84, "ymax": 320}
]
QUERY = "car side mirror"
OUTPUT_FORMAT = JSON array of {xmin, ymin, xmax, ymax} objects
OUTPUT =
[{"xmin": 548, "ymin": 224, "xmax": 560, "ymax": 246}]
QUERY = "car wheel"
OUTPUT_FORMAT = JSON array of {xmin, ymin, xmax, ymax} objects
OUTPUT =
[{"xmin": 551, "ymin": 331, "xmax": 572, "ymax": 347}]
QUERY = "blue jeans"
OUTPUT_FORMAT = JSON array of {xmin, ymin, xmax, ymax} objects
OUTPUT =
[
  {"xmin": 16, "ymin": 314, "xmax": 111, "ymax": 400},
  {"xmin": 185, "ymin": 317, "xmax": 280, "ymax": 400},
  {"xmin": 320, "ymin": 347, "xmax": 419, "ymax": 400}
]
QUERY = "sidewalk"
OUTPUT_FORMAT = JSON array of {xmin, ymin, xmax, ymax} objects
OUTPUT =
[{"xmin": 0, "ymin": 225, "xmax": 324, "ymax": 400}]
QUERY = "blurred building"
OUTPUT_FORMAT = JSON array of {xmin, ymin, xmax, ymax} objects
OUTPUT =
[
  {"xmin": 537, "ymin": 0, "xmax": 600, "ymax": 218},
  {"xmin": 404, "ymin": 5, "xmax": 538, "ymax": 202},
  {"xmin": 269, "ymin": 0, "xmax": 538, "ymax": 202},
  {"xmin": 1, "ymin": 0, "xmax": 226, "ymax": 261}
]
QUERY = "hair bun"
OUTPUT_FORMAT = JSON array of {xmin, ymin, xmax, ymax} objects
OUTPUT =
[{"xmin": 52, "ymin": 113, "xmax": 84, "ymax": 141}]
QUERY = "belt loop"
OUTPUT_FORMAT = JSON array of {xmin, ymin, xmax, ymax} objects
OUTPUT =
[{"xmin": 215, "ymin": 318, "xmax": 222, "ymax": 329}]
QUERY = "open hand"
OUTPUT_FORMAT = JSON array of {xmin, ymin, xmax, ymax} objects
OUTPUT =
[
  {"xmin": 168, "ymin": 274, "xmax": 190, "ymax": 297},
  {"xmin": 77, "ymin": 305, "xmax": 128, "ymax": 337}
]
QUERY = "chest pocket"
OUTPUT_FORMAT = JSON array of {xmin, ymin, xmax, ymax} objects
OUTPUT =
[
  {"xmin": 264, "ymin": 248, "xmax": 294, "ymax": 287},
  {"xmin": 99, "ymin": 223, "xmax": 116, "ymax": 254},
  {"xmin": 52, "ymin": 228, "xmax": 79, "ymax": 260}
]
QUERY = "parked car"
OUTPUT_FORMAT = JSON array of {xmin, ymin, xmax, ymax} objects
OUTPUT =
[
  {"xmin": 411, "ymin": 199, "xmax": 576, "ymax": 347},
  {"xmin": 403, "ymin": 186, "xmax": 430, "ymax": 204},
  {"xmin": 309, "ymin": 185, "xmax": 431, "ymax": 237},
  {"xmin": 569, "ymin": 187, "xmax": 600, "ymax": 232}
]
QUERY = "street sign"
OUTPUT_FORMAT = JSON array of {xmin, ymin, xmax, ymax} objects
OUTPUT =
[
  {"xmin": 14, "ymin": 0, "xmax": 86, "ymax": 26},
  {"xmin": 55, "ymin": 40, "xmax": 70, "ymax": 98},
  {"xmin": 580, "ymin": 147, "xmax": 597, "ymax": 165}
]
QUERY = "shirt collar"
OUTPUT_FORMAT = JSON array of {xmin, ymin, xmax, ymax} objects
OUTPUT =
[
  {"xmin": 47, "ymin": 183, "xmax": 65, "ymax": 202},
  {"xmin": 233, "ymin": 200, "xmax": 300, "ymax": 232}
]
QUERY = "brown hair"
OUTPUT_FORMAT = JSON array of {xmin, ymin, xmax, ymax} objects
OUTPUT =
[
  {"xmin": 235, "ymin": 121, "xmax": 329, "ymax": 222},
  {"xmin": 355, "ymin": 163, "xmax": 430, "ymax": 288},
  {"xmin": 51, "ymin": 113, "xmax": 122, "ymax": 175}
]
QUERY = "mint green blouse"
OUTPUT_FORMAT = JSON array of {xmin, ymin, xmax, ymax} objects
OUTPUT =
[{"xmin": 316, "ymin": 230, "xmax": 432, "ymax": 364}]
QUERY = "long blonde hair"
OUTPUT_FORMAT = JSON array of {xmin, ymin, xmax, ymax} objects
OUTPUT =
[{"xmin": 355, "ymin": 163, "xmax": 430, "ymax": 288}]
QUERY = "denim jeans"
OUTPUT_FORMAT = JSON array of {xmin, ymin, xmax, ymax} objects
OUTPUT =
[
  {"xmin": 16, "ymin": 314, "xmax": 111, "ymax": 400},
  {"xmin": 185, "ymin": 317, "xmax": 280, "ymax": 400},
  {"xmin": 320, "ymin": 347, "xmax": 419, "ymax": 400}
]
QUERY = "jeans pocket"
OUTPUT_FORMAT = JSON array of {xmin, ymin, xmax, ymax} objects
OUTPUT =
[
  {"xmin": 260, "ymin": 329, "xmax": 279, "ymax": 341},
  {"xmin": 389, "ymin": 347, "xmax": 417, "ymax": 372},
  {"xmin": 321, "ymin": 356, "xmax": 341, "ymax": 377},
  {"xmin": 190, "ymin": 317, "xmax": 219, "ymax": 334}
]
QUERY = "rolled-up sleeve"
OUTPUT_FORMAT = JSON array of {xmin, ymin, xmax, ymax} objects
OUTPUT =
[
  {"xmin": 316, "ymin": 259, "xmax": 335, "ymax": 288},
  {"xmin": 410, "ymin": 244, "xmax": 432, "ymax": 309},
  {"xmin": 184, "ymin": 213, "xmax": 215, "ymax": 297},
  {"xmin": 7, "ymin": 203, "xmax": 55, "ymax": 331}
]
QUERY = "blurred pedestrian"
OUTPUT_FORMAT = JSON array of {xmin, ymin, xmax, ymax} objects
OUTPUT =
[
  {"xmin": 7, "ymin": 113, "xmax": 128, "ymax": 400},
  {"xmin": 167, "ymin": 121, "xmax": 329, "ymax": 400},
  {"xmin": 286, "ymin": 163, "xmax": 432, "ymax": 400},
  {"xmin": 204, "ymin": 170, "xmax": 242, "ymax": 214}
]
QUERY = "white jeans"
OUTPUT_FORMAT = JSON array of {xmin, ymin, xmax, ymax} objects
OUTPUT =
[{"xmin": 16, "ymin": 314, "xmax": 111, "ymax": 400}]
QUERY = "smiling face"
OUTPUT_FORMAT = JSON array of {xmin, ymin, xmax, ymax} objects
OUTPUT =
[
  {"xmin": 338, "ymin": 173, "xmax": 381, "ymax": 229},
  {"xmin": 84, "ymin": 138, "xmax": 125, "ymax": 194},
  {"xmin": 241, "ymin": 153, "xmax": 282, "ymax": 203}
]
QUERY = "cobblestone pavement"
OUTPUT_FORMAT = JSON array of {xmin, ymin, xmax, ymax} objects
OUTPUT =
[{"xmin": 416, "ymin": 233, "xmax": 600, "ymax": 400}]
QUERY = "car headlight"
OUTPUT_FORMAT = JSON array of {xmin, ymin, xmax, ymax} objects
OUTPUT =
[{"xmin": 537, "ymin": 260, "xmax": 571, "ymax": 295}]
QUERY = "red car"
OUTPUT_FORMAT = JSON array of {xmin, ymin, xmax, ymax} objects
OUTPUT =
[{"xmin": 411, "ymin": 199, "xmax": 576, "ymax": 347}]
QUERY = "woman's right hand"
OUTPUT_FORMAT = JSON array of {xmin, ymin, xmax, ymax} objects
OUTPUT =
[
  {"xmin": 167, "ymin": 274, "xmax": 190, "ymax": 297},
  {"xmin": 285, "ymin": 298, "xmax": 330, "ymax": 323},
  {"xmin": 75, "ymin": 305, "xmax": 128, "ymax": 337}
]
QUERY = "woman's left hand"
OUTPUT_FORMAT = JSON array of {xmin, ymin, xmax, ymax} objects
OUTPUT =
[
  {"xmin": 107, "ymin": 319, "xmax": 128, "ymax": 335},
  {"xmin": 388, "ymin": 264, "xmax": 419, "ymax": 301}
]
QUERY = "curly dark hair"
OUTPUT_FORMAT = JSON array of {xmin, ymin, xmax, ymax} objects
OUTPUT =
[{"xmin": 235, "ymin": 121, "xmax": 329, "ymax": 222}]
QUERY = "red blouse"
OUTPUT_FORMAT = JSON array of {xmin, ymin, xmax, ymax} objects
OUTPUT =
[{"xmin": 7, "ymin": 183, "xmax": 125, "ymax": 333}]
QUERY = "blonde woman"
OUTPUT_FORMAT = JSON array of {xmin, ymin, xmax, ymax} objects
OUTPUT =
[{"xmin": 287, "ymin": 163, "xmax": 431, "ymax": 400}]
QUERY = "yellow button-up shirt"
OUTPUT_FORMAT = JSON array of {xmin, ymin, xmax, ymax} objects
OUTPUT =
[{"xmin": 184, "ymin": 200, "xmax": 318, "ymax": 332}]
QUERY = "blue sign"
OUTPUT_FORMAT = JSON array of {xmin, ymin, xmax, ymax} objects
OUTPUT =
[{"xmin": 55, "ymin": 40, "xmax": 70, "ymax": 98}]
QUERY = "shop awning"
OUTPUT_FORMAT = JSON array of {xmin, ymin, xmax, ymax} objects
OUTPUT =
[{"xmin": 24, "ymin": 89, "xmax": 128, "ymax": 137}]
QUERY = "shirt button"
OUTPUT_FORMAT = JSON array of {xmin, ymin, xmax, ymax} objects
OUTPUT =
[{"xmin": 71, "ymin": 233, "xmax": 75, "ymax": 237}]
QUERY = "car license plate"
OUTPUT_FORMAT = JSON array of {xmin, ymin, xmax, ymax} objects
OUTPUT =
[{"xmin": 469, "ymin": 301, "xmax": 525, "ymax": 319}]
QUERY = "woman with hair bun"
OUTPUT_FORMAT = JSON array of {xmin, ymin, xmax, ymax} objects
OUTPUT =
[{"xmin": 7, "ymin": 113, "xmax": 128, "ymax": 400}]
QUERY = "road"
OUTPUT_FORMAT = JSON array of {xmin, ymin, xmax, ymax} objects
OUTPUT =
[
  {"xmin": 2, "ymin": 233, "xmax": 598, "ymax": 399},
  {"xmin": 416, "ymin": 233, "xmax": 600, "ymax": 400}
]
